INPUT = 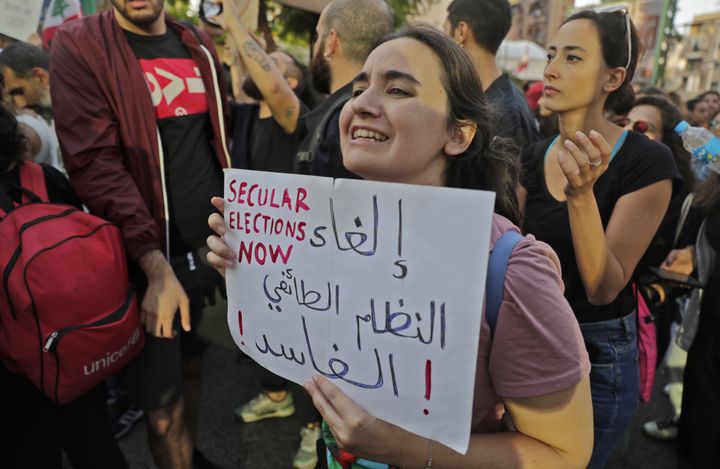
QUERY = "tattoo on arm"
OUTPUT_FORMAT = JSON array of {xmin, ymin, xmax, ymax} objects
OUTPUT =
[{"xmin": 241, "ymin": 41, "xmax": 272, "ymax": 72}]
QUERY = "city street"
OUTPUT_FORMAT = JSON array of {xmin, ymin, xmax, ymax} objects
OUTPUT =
[{"xmin": 119, "ymin": 344, "xmax": 680, "ymax": 469}]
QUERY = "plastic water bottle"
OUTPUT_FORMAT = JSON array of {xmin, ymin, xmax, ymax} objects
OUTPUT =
[{"xmin": 674, "ymin": 121, "xmax": 720, "ymax": 170}]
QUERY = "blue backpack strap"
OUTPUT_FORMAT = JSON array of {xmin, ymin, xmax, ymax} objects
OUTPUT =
[{"xmin": 485, "ymin": 230, "xmax": 524, "ymax": 336}]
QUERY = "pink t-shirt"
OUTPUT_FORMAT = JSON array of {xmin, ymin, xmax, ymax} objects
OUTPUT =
[{"xmin": 471, "ymin": 215, "xmax": 591, "ymax": 433}]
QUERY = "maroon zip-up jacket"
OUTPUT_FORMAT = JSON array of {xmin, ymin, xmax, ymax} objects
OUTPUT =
[{"xmin": 50, "ymin": 11, "xmax": 230, "ymax": 261}]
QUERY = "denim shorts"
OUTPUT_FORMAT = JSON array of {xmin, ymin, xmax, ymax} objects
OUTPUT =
[{"xmin": 580, "ymin": 311, "xmax": 640, "ymax": 469}]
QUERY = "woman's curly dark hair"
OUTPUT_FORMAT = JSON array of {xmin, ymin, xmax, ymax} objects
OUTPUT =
[{"xmin": 0, "ymin": 104, "xmax": 27, "ymax": 172}]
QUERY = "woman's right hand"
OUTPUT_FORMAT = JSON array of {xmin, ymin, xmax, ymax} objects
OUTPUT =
[
  {"xmin": 662, "ymin": 247, "xmax": 695, "ymax": 276},
  {"xmin": 207, "ymin": 196, "xmax": 236, "ymax": 278}
]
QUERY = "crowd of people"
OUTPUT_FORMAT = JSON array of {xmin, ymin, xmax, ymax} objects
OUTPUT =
[{"xmin": 1, "ymin": 0, "xmax": 719, "ymax": 468}]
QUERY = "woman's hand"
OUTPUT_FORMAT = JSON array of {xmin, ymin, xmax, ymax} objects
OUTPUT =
[
  {"xmin": 304, "ymin": 376, "xmax": 395, "ymax": 462},
  {"xmin": 662, "ymin": 247, "xmax": 695, "ymax": 276},
  {"xmin": 206, "ymin": 196, "xmax": 236, "ymax": 278},
  {"xmin": 559, "ymin": 130, "xmax": 612, "ymax": 198}
]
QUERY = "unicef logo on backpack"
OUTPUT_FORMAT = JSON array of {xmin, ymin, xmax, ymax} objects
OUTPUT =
[{"xmin": 83, "ymin": 326, "xmax": 143, "ymax": 376}]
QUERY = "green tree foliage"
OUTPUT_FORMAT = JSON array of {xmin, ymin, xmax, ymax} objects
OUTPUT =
[
  {"xmin": 163, "ymin": 0, "xmax": 438, "ymax": 48},
  {"xmin": 267, "ymin": 0, "xmax": 439, "ymax": 47},
  {"xmin": 165, "ymin": 0, "xmax": 198, "ymax": 24}
]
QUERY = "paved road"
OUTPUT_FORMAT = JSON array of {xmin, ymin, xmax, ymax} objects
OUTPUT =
[{"xmin": 119, "ymin": 344, "xmax": 679, "ymax": 469}]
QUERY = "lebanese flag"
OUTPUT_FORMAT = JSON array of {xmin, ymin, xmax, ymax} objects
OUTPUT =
[
  {"xmin": 515, "ymin": 45, "xmax": 529, "ymax": 74},
  {"xmin": 42, "ymin": 0, "xmax": 83, "ymax": 49}
]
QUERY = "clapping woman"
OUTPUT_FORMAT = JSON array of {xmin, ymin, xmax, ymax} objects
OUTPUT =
[{"xmin": 517, "ymin": 9, "xmax": 683, "ymax": 468}]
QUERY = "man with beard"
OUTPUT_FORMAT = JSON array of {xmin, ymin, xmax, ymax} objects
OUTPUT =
[
  {"xmin": 0, "ymin": 42, "xmax": 52, "ymax": 116},
  {"xmin": 0, "ymin": 42, "xmax": 64, "ymax": 172},
  {"xmin": 219, "ymin": 1, "xmax": 309, "ymax": 173},
  {"xmin": 296, "ymin": 0, "xmax": 394, "ymax": 179},
  {"xmin": 49, "ymin": 0, "xmax": 230, "ymax": 467}
]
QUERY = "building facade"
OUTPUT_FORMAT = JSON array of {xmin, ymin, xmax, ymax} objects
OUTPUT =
[
  {"xmin": 507, "ymin": 0, "xmax": 574, "ymax": 47},
  {"xmin": 668, "ymin": 12, "xmax": 720, "ymax": 94}
]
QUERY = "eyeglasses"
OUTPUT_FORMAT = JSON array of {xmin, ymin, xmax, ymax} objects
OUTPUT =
[{"xmin": 593, "ymin": 4, "xmax": 632, "ymax": 70}]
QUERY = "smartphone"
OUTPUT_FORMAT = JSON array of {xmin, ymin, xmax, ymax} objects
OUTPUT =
[
  {"xmin": 200, "ymin": 0, "xmax": 223, "ymax": 27},
  {"xmin": 649, "ymin": 266, "xmax": 704, "ymax": 288}
]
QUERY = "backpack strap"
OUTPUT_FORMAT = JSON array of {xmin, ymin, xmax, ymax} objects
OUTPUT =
[
  {"xmin": 18, "ymin": 162, "xmax": 49, "ymax": 203},
  {"xmin": 295, "ymin": 92, "xmax": 352, "ymax": 174},
  {"xmin": 485, "ymin": 230, "xmax": 524, "ymax": 336},
  {"xmin": 0, "ymin": 163, "xmax": 46, "ymax": 218}
]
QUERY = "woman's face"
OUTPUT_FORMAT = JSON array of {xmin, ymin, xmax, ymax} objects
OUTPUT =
[
  {"xmin": 624, "ymin": 104, "xmax": 663, "ymax": 141},
  {"xmin": 339, "ymin": 38, "xmax": 457, "ymax": 186},
  {"xmin": 543, "ymin": 19, "xmax": 615, "ymax": 113},
  {"xmin": 702, "ymin": 93, "xmax": 720, "ymax": 116}
]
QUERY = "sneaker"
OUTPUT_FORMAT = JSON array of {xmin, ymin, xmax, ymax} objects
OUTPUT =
[
  {"xmin": 235, "ymin": 392, "xmax": 295, "ymax": 423},
  {"xmin": 292, "ymin": 423, "xmax": 321, "ymax": 469},
  {"xmin": 643, "ymin": 417, "xmax": 678, "ymax": 440},
  {"xmin": 111, "ymin": 405, "xmax": 144, "ymax": 440}
]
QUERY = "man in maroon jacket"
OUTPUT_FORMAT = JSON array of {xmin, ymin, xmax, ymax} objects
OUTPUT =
[{"xmin": 50, "ymin": 0, "xmax": 230, "ymax": 467}]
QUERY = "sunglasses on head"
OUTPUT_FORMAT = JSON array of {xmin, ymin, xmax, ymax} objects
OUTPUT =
[{"xmin": 593, "ymin": 4, "xmax": 632, "ymax": 70}]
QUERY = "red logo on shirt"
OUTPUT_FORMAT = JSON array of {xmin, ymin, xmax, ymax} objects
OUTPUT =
[{"xmin": 138, "ymin": 58, "xmax": 209, "ymax": 119}]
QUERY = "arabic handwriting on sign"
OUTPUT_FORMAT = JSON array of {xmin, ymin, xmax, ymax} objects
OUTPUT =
[
  {"xmin": 389, "ymin": 353, "xmax": 399, "ymax": 397},
  {"xmin": 255, "ymin": 334, "xmax": 306, "ymax": 365},
  {"xmin": 262, "ymin": 270, "xmax": 341, "ymax": 315},
  {"xmin": 329, "ymin": 195, "xmax": 378, "ymax": 256},
  {"xmin": 355, "ymin": 300, "xmax": 446, "ymax": 351},
  {"xmin": 301, "ymin": 316, "xmax": 384, "ymax": 389}
]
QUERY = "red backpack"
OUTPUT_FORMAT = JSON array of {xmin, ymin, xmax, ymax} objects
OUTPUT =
[{"xmin": 0, "ymin": 162, "xmax": 144, "ymax": 403}]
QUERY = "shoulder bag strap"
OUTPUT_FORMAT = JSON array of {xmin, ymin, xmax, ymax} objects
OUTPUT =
[
  {"xmin": 485, "ymin": 230, "xmax": 524, "ymax": 336},
  {"xmin": 673, "ymin": 193, "xmax": 694, "ymax": 248}
]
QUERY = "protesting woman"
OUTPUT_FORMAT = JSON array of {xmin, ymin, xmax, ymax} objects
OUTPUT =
[
  {"xmin": 208, "ymin": 24, "xmax": 592, "ymax": 468},
  {"xmin": 517, "ymin": 9, "xmax": 682, "ymax": 468}
]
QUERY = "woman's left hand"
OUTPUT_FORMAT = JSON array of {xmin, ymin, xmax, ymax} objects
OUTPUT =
[
  {"xmin": 304, "ymin": 375, "xmax": 393, "ymax": 461},
  {"xmin": 559, "ymin": 130, "xmax": 612, "ymax": 198}
]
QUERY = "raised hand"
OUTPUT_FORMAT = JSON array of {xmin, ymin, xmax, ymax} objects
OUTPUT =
[{"xmin": 558, "ymin": 130, "xmax": 612, "ymax": 197}]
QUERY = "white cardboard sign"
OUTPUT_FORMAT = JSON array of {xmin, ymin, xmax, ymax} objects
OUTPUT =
[
  {"xmin": 0, "ymin": 0, "xmax": 43, "ymax": 42},
  {"xmin": 224, "ymin": 169, "xmax": 495, "ymax": 454}
]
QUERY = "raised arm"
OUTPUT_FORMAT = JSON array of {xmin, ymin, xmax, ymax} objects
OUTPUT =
[{"xmin": 220, "ymin": 0, "xmax": 300, "ymax": 133}]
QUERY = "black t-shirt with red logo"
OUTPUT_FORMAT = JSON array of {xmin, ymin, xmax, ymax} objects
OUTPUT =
[{"xmin": 125, "ymin": 29, "xmax": 223, "ymax": 256}]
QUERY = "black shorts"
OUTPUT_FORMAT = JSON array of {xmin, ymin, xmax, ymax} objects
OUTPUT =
[{"xmin": 121, "ymin": 249, "xmax": 224, "ymax": 410}]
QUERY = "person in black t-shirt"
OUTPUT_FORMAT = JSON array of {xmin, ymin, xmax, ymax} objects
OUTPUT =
[
  {"xmin": 51, "ymin": 1, "xmax": 230, "ymax": 467},
  {"xmin": 295, "ymin": 0, "xmax": 393, "ymax": 181},
  {"xmin": 215, "ymin": 0, "xmax": 308, "ymax": 429},
  {"xmin": 442, "ymin": 0, "xmax": 540, "ymax": 150},
  {"xmin": 517, "ymin": 9, "xmax": 681, "ymax": 469},
  {"xmin": 218, "ymin": 1, "xmax": 308, "ymax": 173}
]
